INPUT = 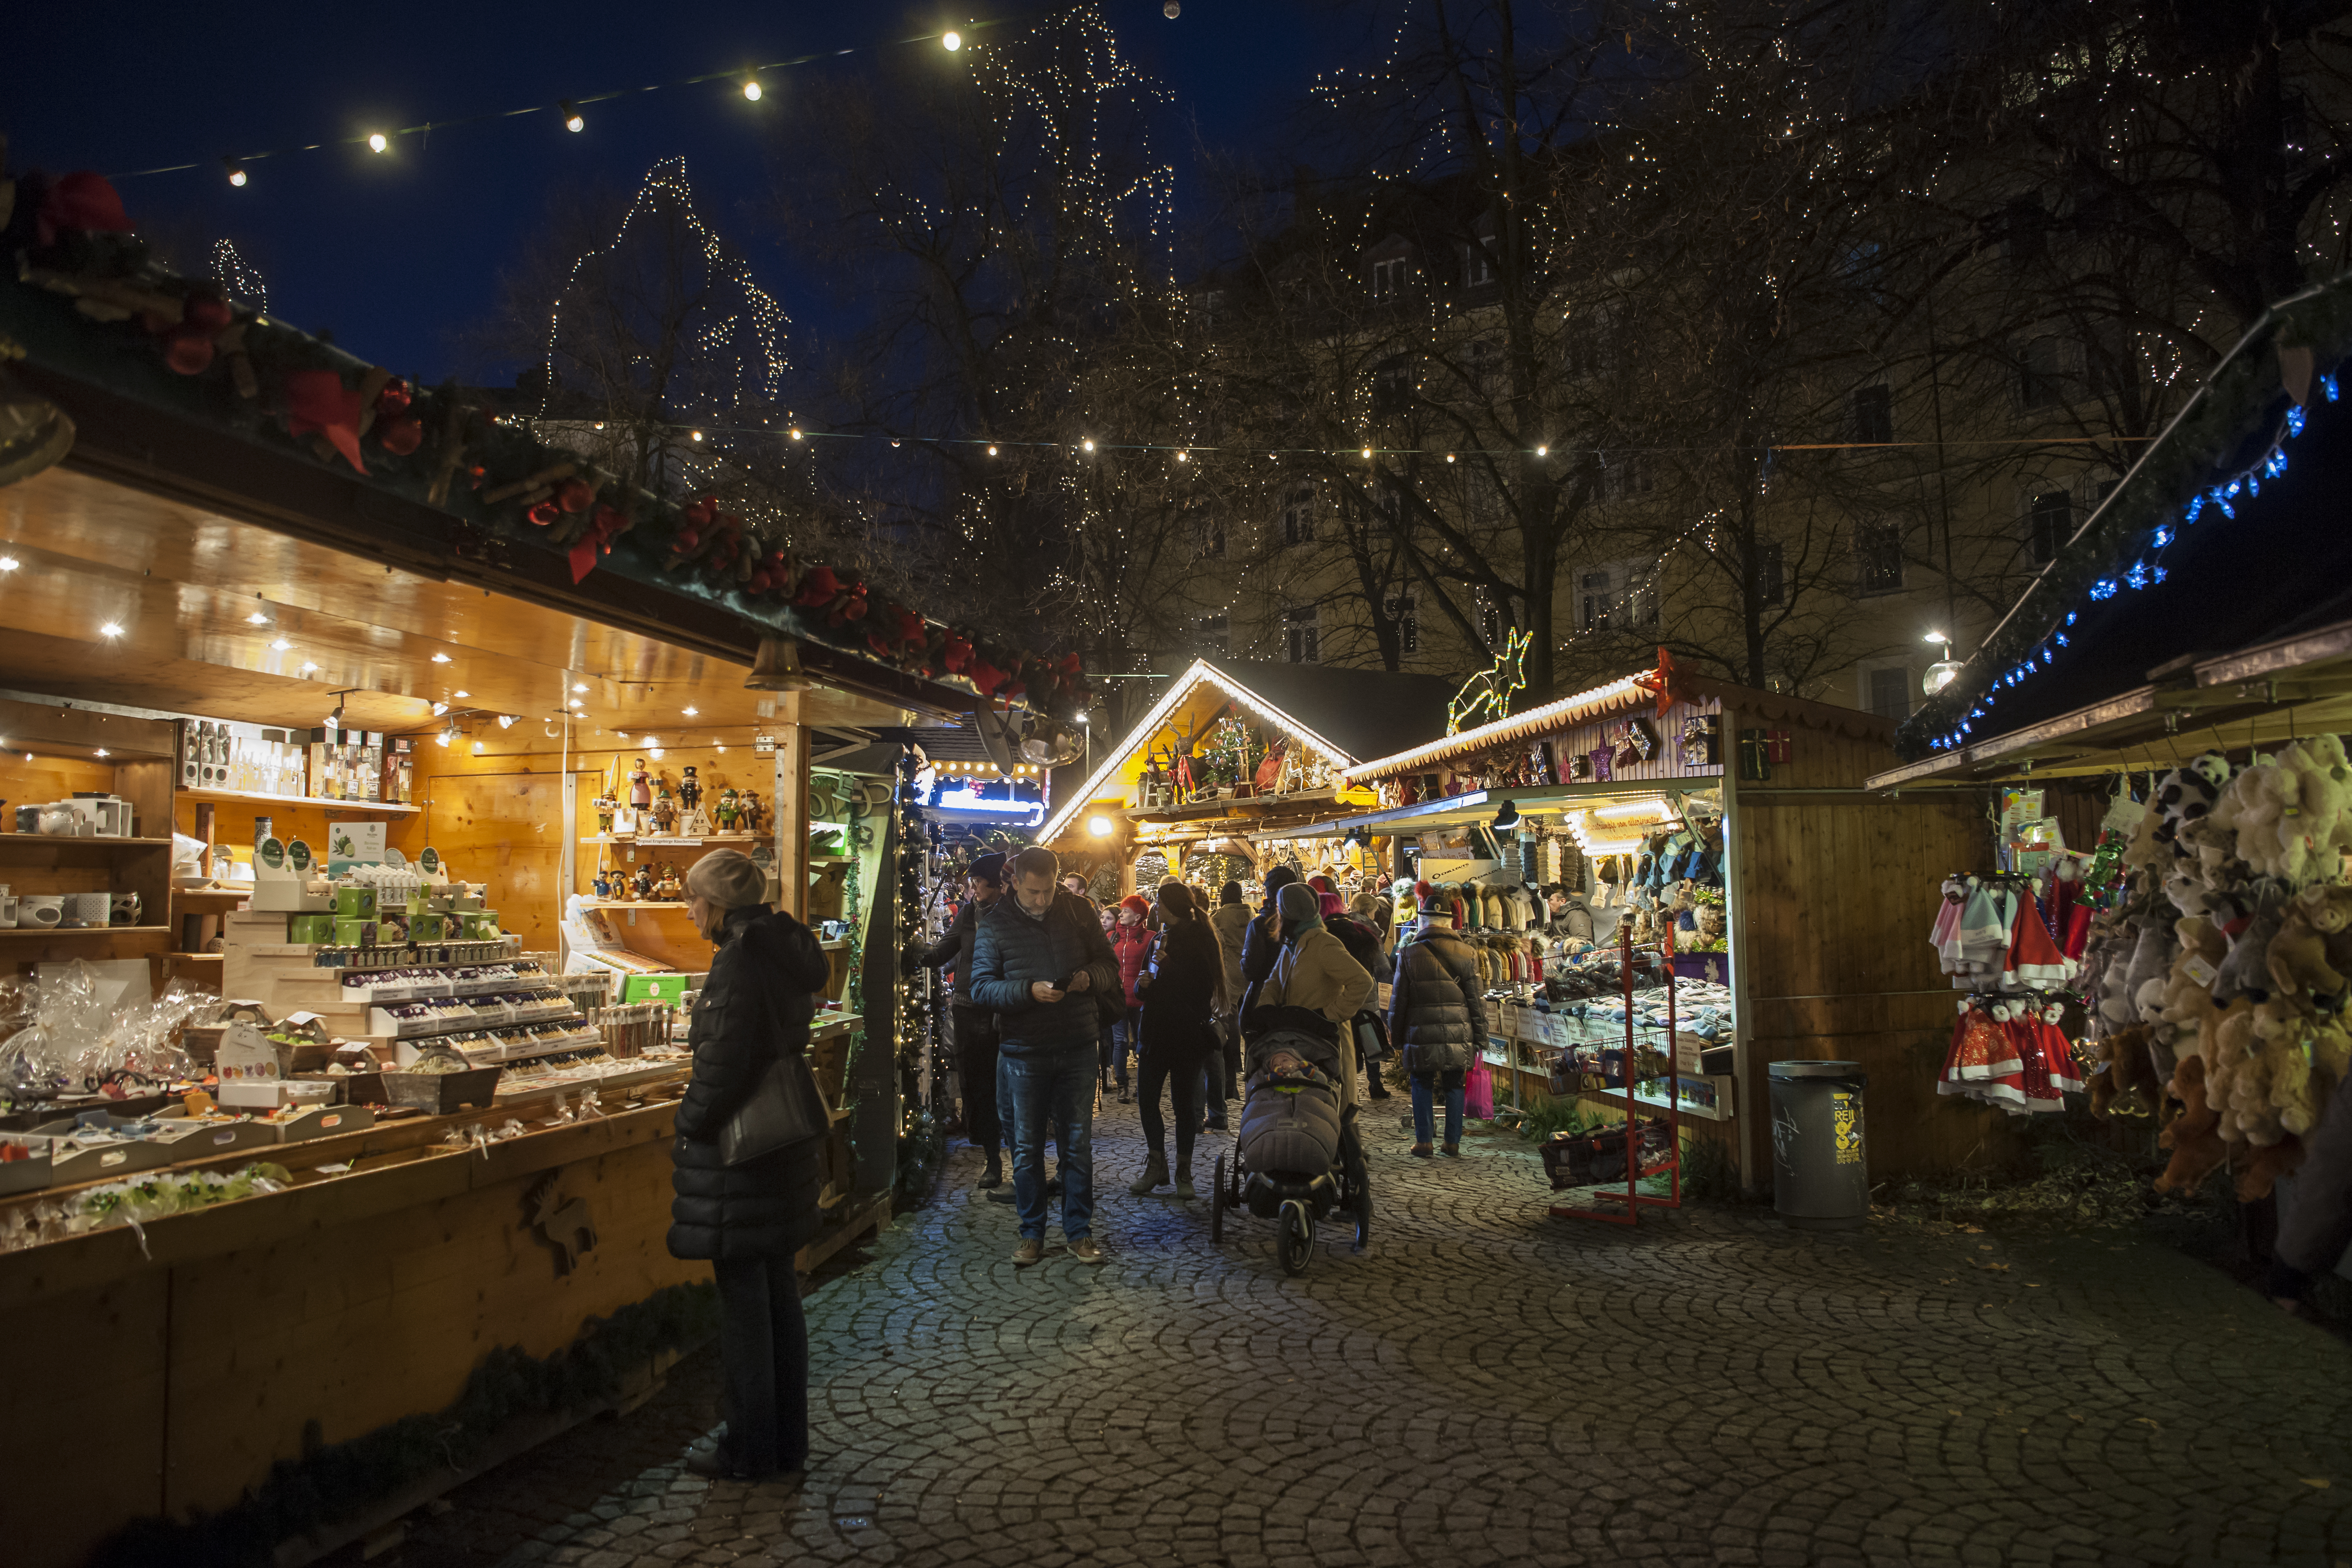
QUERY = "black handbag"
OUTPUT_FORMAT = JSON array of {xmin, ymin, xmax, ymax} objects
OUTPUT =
[{"xmin": 718, "ymin": 1046, "xmax": 830, "ymax": 1166}]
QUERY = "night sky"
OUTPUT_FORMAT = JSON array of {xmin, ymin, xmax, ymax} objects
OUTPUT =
[{"xmin": 4, "ymin": 1, "xmax": 1329, "ymax": 385}]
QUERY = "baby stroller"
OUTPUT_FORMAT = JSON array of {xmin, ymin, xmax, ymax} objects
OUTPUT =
[{"xmin": 1212, "ymin": 1026, "xmax": 1370, "ymax": 1274}]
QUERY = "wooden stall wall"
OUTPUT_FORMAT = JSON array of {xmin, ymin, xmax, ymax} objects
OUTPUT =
[
  {"xmin": 398, "ymin": 742, "xmax": 595, "ymax": 951},
  {"xmin": 1729, "ymin": 712, "xmax": 2021, "ymax": 1185},
  {"xmin": 0, "ymin": 1107, "xmax": 707, "ymax": 1568},
  {"xmin": 567, "ymin": 741, "xmax": 774, "ymax": 973},
  {"xmin": 3, "ymin": 753, "xmax": 174, "ymax": 976}
]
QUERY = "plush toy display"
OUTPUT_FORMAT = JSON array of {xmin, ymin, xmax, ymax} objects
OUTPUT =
[{"xmin": 2069, "ymin": 735, "xmax": 2352, "ymax": 1200}]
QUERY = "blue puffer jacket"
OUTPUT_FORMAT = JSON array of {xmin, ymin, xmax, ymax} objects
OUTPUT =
[{"xmin": 970, "ymin": 890, "xmax": 1120, "ymax": 1058}]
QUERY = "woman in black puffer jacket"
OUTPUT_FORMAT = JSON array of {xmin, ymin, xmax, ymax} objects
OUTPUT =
[
  {"xmin": 669, "ymin": 850, "xmax": 832, "ymax": 1482},
  {"xmin": 1127, "ymin": 880, "xmax": 1229, "ymax": 1200},
  {"xmin": 1385, "ymin": 894, "xmax": 1490, "ymax": 1158}
]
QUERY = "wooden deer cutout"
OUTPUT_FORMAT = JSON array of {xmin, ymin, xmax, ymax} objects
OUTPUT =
[{"xmin": 528, "ymin": 1173, "xmax": 598, "ymax": 1273}]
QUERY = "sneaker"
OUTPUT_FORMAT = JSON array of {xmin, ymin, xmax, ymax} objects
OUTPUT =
[
  {"xmin": 1410, "ymin": 1143, "xmax": 1434, "ymax": 1159},
  {"xmin": 1011, "ymin": 1237, "xmax": 1044, "ymax": 1265},
  {"xmin": 1067, "ymin": 1238, "xmax": 1106, "ymax": 1265}
]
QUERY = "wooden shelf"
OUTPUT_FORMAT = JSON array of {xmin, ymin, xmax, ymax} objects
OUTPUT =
[
  {"xmin": 579, "ymin": 835, "xmax": 757, "ymax": 848},
  {"xmin": 180, "ymin": 787, "xmax": 420, "ymax": 815},
  {"xmin": 173, "ymin": 888, "xmax": 250, "ymax": 910},
  {"xmin": 0, "ymin": 835, "xmax": 174, "ymax": 850},
  {"xmin": 583, "ymin": 900, "xmax": 689, "ymax": 910},
  {"xmin": 168, "ymin": 952, "xmax": 224, "ymax": 963},
  {"xmin": 0, "ymin": 924, "xmax": 170, "ymax": 940}
]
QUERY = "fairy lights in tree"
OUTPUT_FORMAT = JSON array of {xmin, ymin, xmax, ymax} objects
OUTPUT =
[{"xmin": 209, "ymin": 238, "xmax": 266, "ymax": 314}]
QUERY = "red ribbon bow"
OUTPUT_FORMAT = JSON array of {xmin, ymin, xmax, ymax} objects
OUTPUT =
[
  {"xmin": 569, "ymin": 504, "xmax": 633, "ymax": 583},
  {"xmin": 283, "ymin": 369, "xmax": 367, "ymax": 473}
]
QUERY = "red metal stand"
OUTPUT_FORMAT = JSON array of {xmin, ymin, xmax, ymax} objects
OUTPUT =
[{"xmin": 1550, "ymin": 914, "xmax": 1683, "ymax": 1225}]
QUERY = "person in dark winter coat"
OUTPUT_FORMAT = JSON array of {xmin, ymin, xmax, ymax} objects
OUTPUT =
[
  {"xmin": 919, "ymin": 853, "xmax": 1008, "ymax": 1187},
  {"xmin": 1320, "ymin": 890, "xmax": 1396, "ymax": 1101},
  {"xmin": 1127, "ymin": 881, "xmax": 1229, "ymax": 1198},
  {"xmin": 667, "ymin": 850, "xmax": 831, "ymax": 1481},
  {"xmin": 1238, "ymin": 863, "xmax": 1302, "ymax": 1017},
  {"xmin": 1386, "ymin": 895, "xmax": 1489, "ymax": 1158},
  {"xmin": 970, "ymin": 845, "xmax": 1121, "ymax": 1265}
]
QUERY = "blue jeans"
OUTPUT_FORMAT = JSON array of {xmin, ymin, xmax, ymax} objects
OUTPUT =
[
  {"xmin": 1109, "ymin": 1018, "xmax": 1138, "ymax": 1089},
  {"xmin": 1002, "ymin": 1048, "xmax": 1097, "ymax": 1241},
  {"xmin": 1411, "ymin": 1069, "xmax": 1466, "ymax": 1148}
]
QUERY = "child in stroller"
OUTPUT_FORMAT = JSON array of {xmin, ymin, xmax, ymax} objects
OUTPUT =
[{"xmin": 1216, "ymin": 1025, "xmax": 1372, "ymax": 1271}]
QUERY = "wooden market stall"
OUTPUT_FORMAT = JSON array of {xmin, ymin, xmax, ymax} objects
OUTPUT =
[
  {"xmin": 1864, "ymin": 275, "xmax": 2352, "ymax": 1230},
  {"xmin": 0, "ymin": 194, "xmax": 1067, "ymax": 1566},
  {"xmin": 1321, "ymin": 658, "xmax": 2002, "ymax": 1194},
  {"xmin": 1035, "ymin": 656, "xmax": 1453, "ymax": 891}
]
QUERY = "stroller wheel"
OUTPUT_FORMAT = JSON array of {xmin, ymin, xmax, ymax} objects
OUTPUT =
[
  {"xmin": 1211, "ymin": 1155, "xmax": 1226, "ymax": 1243},
  {"xmin": 1278, "ymin": 1199, "xmax": 1314, "ymax": 1276},
  {"xmin": 1353, "ymin": 1181, "xmax": 1372, "ymax": 1253}
]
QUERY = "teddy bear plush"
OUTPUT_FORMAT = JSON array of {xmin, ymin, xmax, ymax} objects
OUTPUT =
[
  {"xmin": 2267, "ymin": 881, "xmax": 2352, "ymax": 999},
  {"xmin": 2088, "ymin": 1023, "xmax": 2162, "ymax": 1119},
  {"xmin": 2155, "ymin": 1054, "xmax": 2231, "ymax": 1194},
  {"xmin": 2228, "ymin": 762, "xmax": 2299, "ymax": 878},
  {"xmin": 2234, "ymin": 1131, "xmax": 2305, "ymax": 1202}
]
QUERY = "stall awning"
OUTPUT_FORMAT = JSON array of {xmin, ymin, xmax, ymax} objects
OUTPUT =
[
  {"xmin": 1341, "ymin": 666, "xmax": 1665, "ymax": 783},
  {"xmin": 1866, "ymin": 613, "xmax": 2352, "ymax": 790}
]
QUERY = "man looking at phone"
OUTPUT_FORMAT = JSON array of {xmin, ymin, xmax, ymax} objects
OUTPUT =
[{"xmin": 970, "ymin": 845, "xmax": 1120, "ymax": 1265}]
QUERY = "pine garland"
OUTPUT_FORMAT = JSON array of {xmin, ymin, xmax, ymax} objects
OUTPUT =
[{"xmin": 92, "ymin": 1282, "xmax": 719, "ymax": 1568}]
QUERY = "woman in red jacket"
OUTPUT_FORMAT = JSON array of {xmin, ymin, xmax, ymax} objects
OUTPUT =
[{"xmin": 1108, "ymin": 894, "xmax": 1154, "ymax": 1102}]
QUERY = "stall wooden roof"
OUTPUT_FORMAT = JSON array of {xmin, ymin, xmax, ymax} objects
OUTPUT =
[{"xmin": 1036, "ymin": 658, "xmax": 1451, "ymax": 843}]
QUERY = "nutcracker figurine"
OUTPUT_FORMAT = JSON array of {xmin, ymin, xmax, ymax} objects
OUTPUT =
[{"xmin": 679, "ymin": 766, "xmax": 702, "ymax": 813}]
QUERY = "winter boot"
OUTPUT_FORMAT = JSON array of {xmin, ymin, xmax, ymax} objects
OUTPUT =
[
  {"xmin": 1173, "ymin": 1162, "xmax": 1195, "ymax": 1200},
  {"xmin": 978, "ymin": 1150, "xmax": 1003, "ymax": 1188},
  {"xmin": 1127, "ymin": 1152, "xmax": 1170, "ymax": 1195}
]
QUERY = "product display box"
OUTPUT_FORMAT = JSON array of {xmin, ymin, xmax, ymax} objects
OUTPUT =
[{"xmin": 621, "ymin": 973, "xmax": 691, "ymax": 1007}]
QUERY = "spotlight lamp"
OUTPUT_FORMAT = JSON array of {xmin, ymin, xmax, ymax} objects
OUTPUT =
[
  {"xmin": 224, "ymin": 158, "xmax": 248, "ymax": 187},
  {"xmin": 561, "ymin": 100, "xmax": 585, "ymax": 132}
]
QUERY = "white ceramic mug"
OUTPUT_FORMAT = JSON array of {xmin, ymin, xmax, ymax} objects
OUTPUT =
[
  {"xmin": 19, "ymin": 896, "xmax": 63, "ymax": 928},
  {"xmin": 0, "ymin": 895, "xmax": 16, "ymax": 929}
]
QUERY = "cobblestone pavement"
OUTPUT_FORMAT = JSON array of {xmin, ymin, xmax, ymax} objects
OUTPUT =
[{"xmin": 402, "ymin": 1094, "xmax": 2352, "ymax": 1568}]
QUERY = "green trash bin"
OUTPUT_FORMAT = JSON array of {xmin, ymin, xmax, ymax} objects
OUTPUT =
[{"xmin": 1769, "ymin": 1060, "xmax": 1868, "ymax": 1229}]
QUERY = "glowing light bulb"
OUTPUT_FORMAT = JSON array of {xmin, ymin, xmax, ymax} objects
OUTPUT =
[
  {"xmin": 431, "ymin": 653, "xmax": 451, "ymax": 664},
  {"xmin": 247, "ymin": 611, "xmax": 270, "ymax": 625},
  {"xmin": 1362, "ymin": 447, "xmax": 1373, "ymax": 458},
  {"xmin": 789, "ymin": 427, "xmax": 803, "ymax": 440},
  {"xmin": 572, "ymin": 682, "xmax": 588, "ymax": 693},
  {"xmin": 367, "ymin": 132, "xmax": 389, "ymax": 154},
  {"xmin": 943, "ymin": 30, "xmax": 962, "ymax": 51},
  {"xmin": 498, "ymin": 714, "xmax": 518, "ymax": 728},
  {"xmin": 987, "ymin": 445, "xmax": 998, "ymax": 456},
  {"xmin": 0, "ymin": 556, "xmax": 16, "ymax": 570},
  {"xmin": 300, "ymin": 661, "xmax": 319, "ymax": 673},
  {"xmin": 691, "ymin": 431, "xmax": 703, "ymax": 442},
  {"xmin": 472, "ymin": 739, "xmax": 486, "ymax": 754},
  {"xmin": 453, "ymin": 690, "xmax": 470, "ymax": 699},
  {"xmin": 100, "ymin": 622, "xmax": 123, "ymax": 638},
  {"xmin": 94, "ymin": 748, "xmax": 109, "ymax": 758},
  {"xmin": 561, "ymin": 100, "xmax": 584, "ymax": 132},
  {"xmin": 1445, "ymin": 453, "xmax": 1456, "ymax": 463},
  {"xmin": 225, "ymin": 159, "xmax": 248, "ymax": 187},
  {"xmin": 742, "ymin": 79, "xmax": 762, "ymax": 101},
  {"xmin": 683, "ymin": 707, "xmax": 699, "ymax": 717},
  {"xmin": 270, "ymin": 638, "xmax": 292, "ymax": 652},
  {"xmin": 1536, "ymin": 445, "xmax": 1549, "ymax": 457},
  {"xmin": 1176, "ymin": 450, "xmax": 1188, "ymax": 462}
]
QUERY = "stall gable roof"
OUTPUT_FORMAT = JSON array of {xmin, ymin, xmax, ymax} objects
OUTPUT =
[
  {"xmin": 1345, "ymin": 665, "xmax": 1891, "ymax": 784},
  {"xmin": 1895, "ymin": 268, "xmax": 2352, "ymax": 760},
  {"xmin": 1344, "ymin": 670, "xmax": 1657, "ymax": 782},
  {"xmin": 1036, "ymin": 658, "xmax": 1451, "ymax": 841}
]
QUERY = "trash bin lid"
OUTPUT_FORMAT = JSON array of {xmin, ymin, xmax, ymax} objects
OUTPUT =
[{"xmin": 1769, "ymin": 1059, "xmax": 1864, "ymax": 1080}]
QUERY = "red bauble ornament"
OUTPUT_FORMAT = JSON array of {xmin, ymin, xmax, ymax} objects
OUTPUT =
[
  {"xmin": 163, "ymin": 327, "xmax": 214, "ymax": 376},
  {"xmin": 35, "ymin": 171, "xmax": 130, "ymax": 246},
  {"xmin": 556, "ymin": 478, "xmax": 596, "ymax": 513},
  {"xmin": 373, "ymin": 377, "xmax": 411, "ymax": 417},
  {"xmin": 378, "ymin": 415, "xmax": 423, "ymax": 456},
  {"xmin": 527, "ymin": 501, "xmax": 562, "ymax": 527}
]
